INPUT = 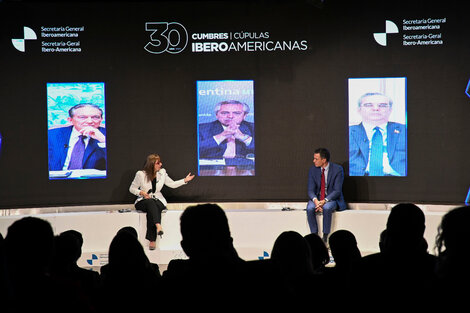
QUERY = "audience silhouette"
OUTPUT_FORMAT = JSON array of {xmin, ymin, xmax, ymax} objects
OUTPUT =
[
  {"xmin": 51, "ymin": 230, "xmax": 100, "ymax": 308},
  {"xmin": 4, "ymin": 217, "xmax": 92, "ymax": 312},
  {"xmin": 162, "ymin": 203, "xmax": 250, "ymax": 310},
  {"xmin": 434, "ymin": 205, "xmax": 470, "ymax": 307},
  {"xmin": 327, "ymin": 229, "xmax": 361, "ymax": 285},
  {"xmin": 270, "ymin": 231, "xmax": 319, "ymax": 308},
  {"xmin": 99, "ymin": 227, "xmax": 161, "ymax": 312},
  {"xmin": 99, "ymin": 226, "xmax": 161, "ymax": 280},
  {"xmin": 351, "ymin": 203, "xmax": 437, "ymax": 308},
  {"xmin": 1, "ymin": 202, "xmax": 468, "ymax": 312},
  {"xmin": 329, "ymin": 229, "xmax": 361, "ymax": 270},
  {"xmin": 304, "ymin": 233, "xmax": 330, "ymax": 273}
]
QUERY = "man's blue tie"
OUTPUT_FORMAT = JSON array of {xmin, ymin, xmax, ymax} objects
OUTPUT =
[
  {"xmin": 369, "ymin": 127, "xmax": 384, "ymax": 176},
  {"xmin": 68, "ymin": 135, "xmax": 85, "ymax": 170}
]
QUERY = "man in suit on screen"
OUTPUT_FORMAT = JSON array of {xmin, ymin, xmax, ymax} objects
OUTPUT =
[
  {"xmin": 199, "ymin": 100, "xmax": 254, "ymax": 159},
  {"xmin": 48, "ymin": 103, "xmax": 106, "ymax": 171},
  {"xmin": 349, "ymin": 92, "xmax": 407, "ymax": 176}
]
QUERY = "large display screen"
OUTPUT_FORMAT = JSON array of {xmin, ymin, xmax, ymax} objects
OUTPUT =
[
  {"xmin": 197, "ymin": 80, "xmax": 255, "ymax": 176},
  {"xmin": 348, "ymin": 77, "xmax": 407, "ymax": 177},
  {"xmin": 47, "ymin": 82, "xmax": 107, "ymax": 180}
]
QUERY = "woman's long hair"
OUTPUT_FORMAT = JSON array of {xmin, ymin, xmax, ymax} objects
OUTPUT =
[{"xmin": 142, "ymin": 154, "xmax": 160, "ymax": 182}]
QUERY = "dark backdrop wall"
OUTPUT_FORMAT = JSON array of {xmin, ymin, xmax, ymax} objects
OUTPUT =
[{"xmin": 0, "ymin": 0, "xmax": 469, "ymax": 208}]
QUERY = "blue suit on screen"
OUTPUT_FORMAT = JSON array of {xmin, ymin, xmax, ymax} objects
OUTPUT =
[
  {"xmin": 349, "ymin": 122, "xmax": 407, "ymax": 176},
  {"xmin": 198, "ymin": 120, "xmax": 255, "ymax": 159},
  {"xmin": 306, "ymin": 162, "xmax": 347, "ymax": 235},
  {"xmin": 48, "ymin": 125, "xmax": 107, "ymax": 171}
]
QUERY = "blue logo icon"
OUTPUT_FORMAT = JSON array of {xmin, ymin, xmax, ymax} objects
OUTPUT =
[
  {"xmin": 258, "ymin": 251, "xmax": 270, "ymax": 260},
  {"xmin": 87, "ymin": 254, "xmax": 98, "ymax": 265}
]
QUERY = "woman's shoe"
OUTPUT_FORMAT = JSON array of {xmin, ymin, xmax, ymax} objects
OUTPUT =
[
  {"xmin": 158, "ymin": 230, "xmax": 164, "ymax": 238},
  {"xmin": 149, "ymin": 241, "xmax": 156, "ymax": 250}
]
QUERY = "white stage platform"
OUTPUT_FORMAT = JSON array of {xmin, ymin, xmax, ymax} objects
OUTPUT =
[{"xmin": 0, "ymin": 202, "xmax": 460, "ymax": 270}]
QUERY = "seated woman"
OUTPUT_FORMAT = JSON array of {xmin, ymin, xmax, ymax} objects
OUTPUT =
[{"xmin": 129, "ymin": 153, "xmax": 194, "ymax": 250}]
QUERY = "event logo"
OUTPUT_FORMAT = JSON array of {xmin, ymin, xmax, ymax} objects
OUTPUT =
[
  {"xmin": 258, "ymin": 251, "xmax": 270, "ymax": 260},
  {"xmin": 144, "ymin": 22, "xmax": 188, "ymax": 54},
  {"xmin": 144, "ymin": 22, "xmax": 308, "ymax": 54},
  {"xmin": 86, "ymin": 254, "xmax": 98, "ymax": 265},
  {"xmin": 11, "ymin": 26, "xmax": 37, "ymax": 52},
  {"xmin": 373, "ymin": 20, "xmax": 399, "ymax": 46},
  {"xmin": 11, "ymin": 26, "xmax": 85, "ymax": 53}
]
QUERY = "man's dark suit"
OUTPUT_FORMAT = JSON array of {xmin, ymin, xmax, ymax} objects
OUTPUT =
[
  {"xmin": 306, "ymin": 162, "xmax": 347, "ymax": 234},
  {"xmin": 198, "ymin": 120, "xmax": 254, "ymax": 159},
  {"xmin": 48, "ymin": 125, "xmax": 107, "ymax": 171},
  {"xmin": 349, "ymin": 122, "xmax": 407, "ymax": 176},
  {"xmin": 307, "ymin": 163, "xmax": 347, "ymax": 211}
]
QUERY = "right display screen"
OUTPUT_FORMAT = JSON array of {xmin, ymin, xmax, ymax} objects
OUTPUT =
[{"xmin": 348, "ymin": 77, "xmax": 407, "ymax": 177}]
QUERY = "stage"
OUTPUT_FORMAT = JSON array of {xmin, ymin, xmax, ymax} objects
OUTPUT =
[{"xmin": 0, "ymin": 202, "xmax": 458, "ymax": 272}]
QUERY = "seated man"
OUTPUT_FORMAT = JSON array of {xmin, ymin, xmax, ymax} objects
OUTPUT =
[{"xmin": 306, "ymin": 148, "xmax": 347, "ymax": 243}]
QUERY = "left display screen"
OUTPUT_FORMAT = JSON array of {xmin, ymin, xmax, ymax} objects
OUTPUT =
[{"xmin": 47, "ymin": 82, "xmax": 107, "ymax": 180}]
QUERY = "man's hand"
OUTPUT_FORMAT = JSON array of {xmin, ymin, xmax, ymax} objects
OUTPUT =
[
  {"xmin": 314, "ymin": 199, "xmax": 326, "ymax": 212},
  {"xmin": 214, "ymin": 121, "xmax": 240, "ymax": 142},
  {"xmin": 214, "ymin": 129, "xmax": 236, "ymax": 143},
  {"xmin": 80, "ymin": 126, "xmax": 106, "ymax": 143},
  {"xmin": 232, "ymin": 127, "xmax": 250, "ymax": 141}
]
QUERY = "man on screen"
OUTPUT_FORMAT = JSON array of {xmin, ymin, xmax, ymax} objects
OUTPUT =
[
  {"xmin": 48, "ymin": 103, "xmax": 106, "ymax": 171},
  {"xmin": 349, "ymin": 92, "xmax": 406, "ymax": 176},
  {"xmin": 199, "ymin": 100, "xmax": 254, "ymax": 159}
]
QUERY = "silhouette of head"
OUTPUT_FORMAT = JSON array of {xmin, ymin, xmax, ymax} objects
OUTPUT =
[
  {"xmin": 55, "ymin": 230, "xmax": 83, "ymax": 265},
  {"xmin": 304, "ymin": 233, "xmax": 330, "ymax": 271},
  {"xmin": 385, "ymin": 203, "xmax": 425, "ymax": 253},
  {"xmin": 180, "ymin": 203, "xmax": 234, "ymax": 260},
  {"xmin": 108, "ymin": 231, "xmax": 149, "ymax": 271},
  {"xmin": 436, "ymin": 205, "xmax": 470, "ymax": 257},
  {"xmin": 272, "ymin": 231, "xmax": 314, "ymax": 276},
  {"xmin": 379, "ymin": 229, "xmax": 387, "ymax": 252},
  {"xmin": 116, "ymin": 226, "xmax": 138, "ymax": 239},
  {"xmin": 5, "ymin": 217, "xmax": 54, "ymax": 276},
  {"xmin": 329, "ymin": 230, "xmax": 361, "ymax": 267}
]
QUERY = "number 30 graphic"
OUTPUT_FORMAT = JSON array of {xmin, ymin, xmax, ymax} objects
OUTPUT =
[{"xmin": 144, "ymin": 22, "xmax": 188, "ymax": 54}]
